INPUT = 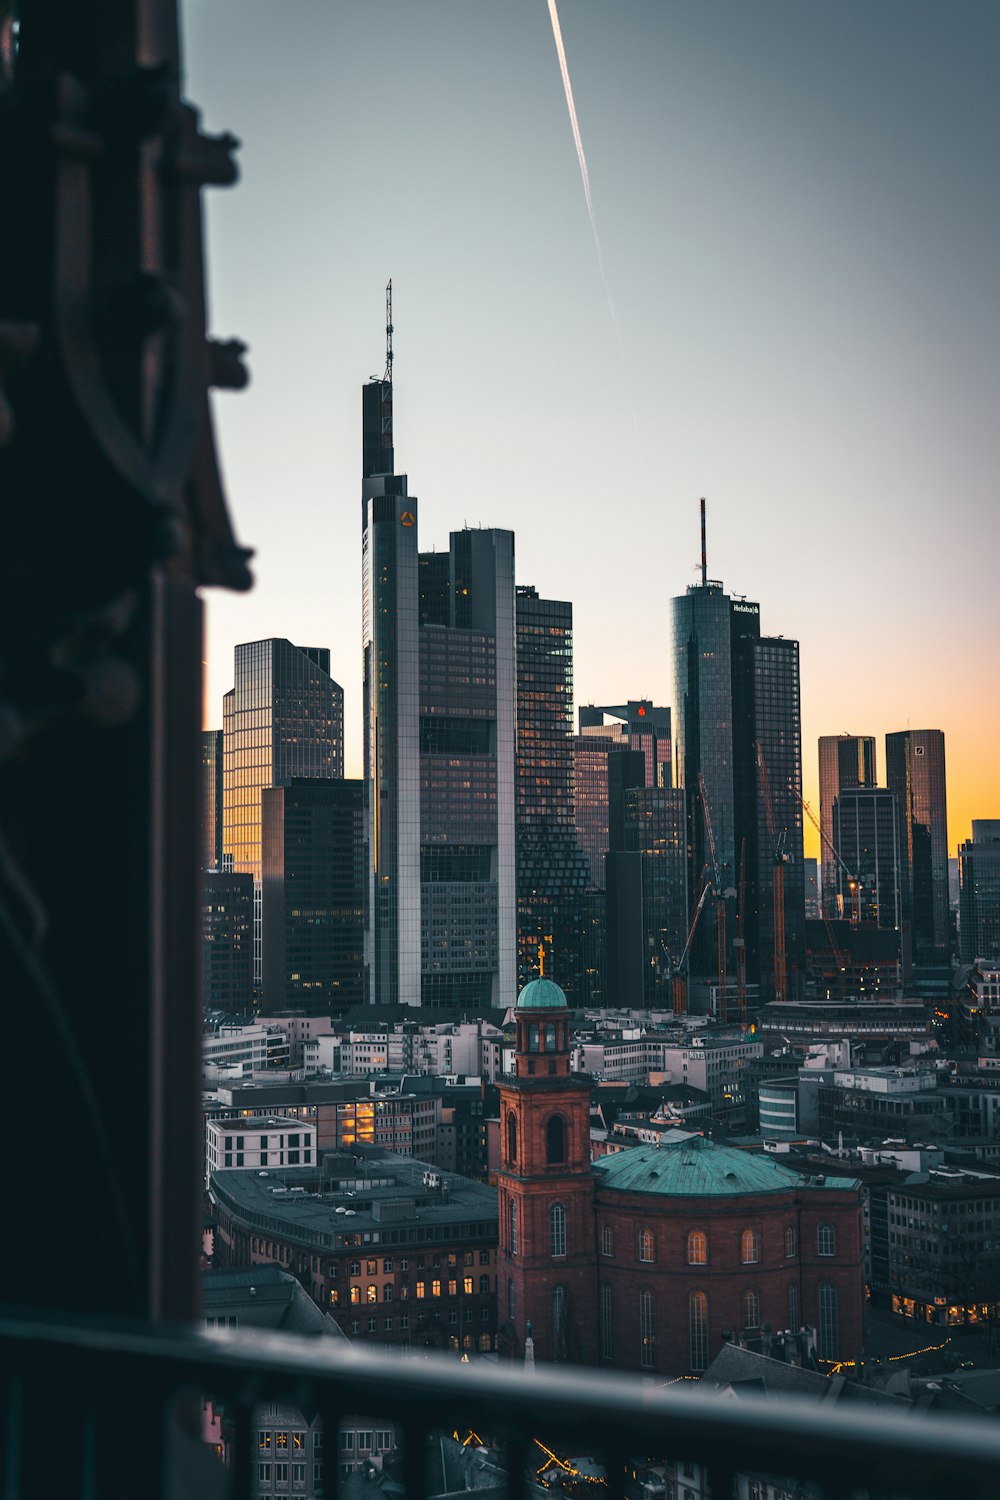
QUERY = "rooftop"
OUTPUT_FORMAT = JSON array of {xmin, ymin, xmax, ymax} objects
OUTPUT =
[{"xmin": 593, "ymin": 1133, "xmax": 859, "ymax": 1198}]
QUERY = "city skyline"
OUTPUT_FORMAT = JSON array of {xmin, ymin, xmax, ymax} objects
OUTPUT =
[{"xmin": 186, "ymin": 1, "xmax": 999, "ymax": 860}]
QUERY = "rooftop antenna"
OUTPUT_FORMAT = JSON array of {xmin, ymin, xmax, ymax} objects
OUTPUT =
[
  {"xmin": 384, "ymin": 279, "xmax": 394, "ymax": 384},
  {"xmin": 700, "ymin": 496, "xmax": 707, "ymax": 587}
]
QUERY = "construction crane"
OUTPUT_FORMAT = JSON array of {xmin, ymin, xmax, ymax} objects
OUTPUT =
[
  {"xmin": 697, "ymin": 771, "xmax": 734, "ymax": 1021},
  {"xmin": 670, "ymin": 872, "xmax": 711, "ymax": 1015},
  {"xmin": 822, "ymin": 911, "xmax": 849, "ymax": 998},
  {"xmin": 755, "ymin": 741, "xmax": 788, "ymax": 1004},
  {"xmin": 734, "ymin": 837, "xmax": 748, "ymax": 1021},
  {"xmin": 792, "ymin": 786, "xmax": 864, "ymax": 923}
]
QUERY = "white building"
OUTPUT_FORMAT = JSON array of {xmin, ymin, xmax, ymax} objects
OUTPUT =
[
  {"xmin": 206, "ymin": 1116, "xmax": 317, "ymax": 1182},
  {"xmin": 203, "ymin": 1023, "xmax": 289, "ymax": 1078}
]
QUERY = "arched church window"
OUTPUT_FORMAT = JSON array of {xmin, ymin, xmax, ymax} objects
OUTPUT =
[{"xmin": 546, "ymin": 1115, "xmax": 566, "ymax": 1164}]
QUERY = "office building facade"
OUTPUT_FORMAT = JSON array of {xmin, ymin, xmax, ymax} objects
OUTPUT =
[
  {"xmin": 362, "ymin": 368, "xmax": 515, "ymax": 1009},
  {"xmin": 959, "ymin": 821, "xmax": 1000, "ymax": 963},
  {"xmin": 261, "ymin": 778, "xmax": 366, "ymax": 1015},
  {"xmin": 818, "ymin": 735, "xmax": 877, "ymax": 918},
  {"xmin": 885, "ymin": 730, "xmax": 949, "ymax": 962},
  {"xmin": 223, "ymin": 640, "xmax": 344, "ymax": 987},
  {"xmin": 515, "ymin": 587, "xmax": 591, "ymax": 998},
  {"xmin": 203, "ymin": 869, "xmax": 255, "ymax": 1013},
  {"xmin": 832, "ymin": 787, "xmax": 903, "ymax": 930},
  {"xmin": 202, "ymin": 728, "xmax": 223, "ymax": 871}
]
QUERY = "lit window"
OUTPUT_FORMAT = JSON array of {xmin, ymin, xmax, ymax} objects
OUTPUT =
[
  {"xmin": 366, "ymin": 1285, "xmax": 377, "ymax": 1304},
  {"xmin": 639, "ymin": 1227, "xmax": 655, "ymax": 1263},
  {"xmin": 741, "ymin": 1228, "xmax": 760, "ymax": 1264},
  {"xmin": 687, "ymin": 1231, "xmax": 707, "ymax": 1265}
]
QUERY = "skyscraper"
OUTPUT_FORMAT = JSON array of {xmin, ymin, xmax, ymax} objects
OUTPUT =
[
  {"xmin": 362, "ymin": 325, "xmax": 516, "ymax": 1009},
  {"xmin": 573, "ymin": 732, "xmax": 617, "ymax": 890},
  {"xmin": 202, "ymin": 869, "xmax": 254, "ymax": 1013},
  {"xmin": 818, "ymin": 735, "xmax": 877, "ymax": 917},
  {"xmin": 202, "ymin": 728, "xmax": 223, "ymax": 871},
  {"xmin": 885, "ymin": 730, "xmax": 949, "ymax": 962},
  {"xmin": 261, "ymin": 778, "xmax": 366, "ymax": 1015},
  {"xmin": 222, "ymin": 640, "xmax": 344, "ymax": 989},
  {"xmin": 515, "ymin": 587, "xmax": 591, "ymax": 997},
  {"xmin": 578, "ymin": 701, "xmax": 671, "ymax": 787},
  {"xmin": 668, "ymin": 508, "xmax": 804, "ymax": 1005},
  {"xmin": 959, "ymin": 821, "xmax": 1000, "ymax": 963},
  {"xmin": 832, "ymin": 787, "xmax": 903, "ymax": 931}
]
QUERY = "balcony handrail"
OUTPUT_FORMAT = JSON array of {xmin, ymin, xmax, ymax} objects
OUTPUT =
[{"xmin": 2, "ymin": 1308, "xmax": 998, "ymax": 1500}]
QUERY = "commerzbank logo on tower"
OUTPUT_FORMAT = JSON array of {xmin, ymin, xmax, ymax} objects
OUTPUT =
[{"xmin": 400, "ymin": 511, "xmax": 415, "ymax": 528}]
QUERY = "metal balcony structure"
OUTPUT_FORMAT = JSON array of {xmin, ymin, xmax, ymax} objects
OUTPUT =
[{"xmin": 3, "ymin": 1310, "xmax": 1000, "ymax": 1500}]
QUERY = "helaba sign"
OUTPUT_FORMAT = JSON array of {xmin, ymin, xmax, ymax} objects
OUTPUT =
[{"xmin": 732, "ymin": 602, "xmax": 759, "ymax": 615}]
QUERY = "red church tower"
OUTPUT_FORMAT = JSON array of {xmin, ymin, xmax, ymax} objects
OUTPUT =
[{"xmin": 497, "ymin": 970, "xmax": 597, "ymax": 1365}]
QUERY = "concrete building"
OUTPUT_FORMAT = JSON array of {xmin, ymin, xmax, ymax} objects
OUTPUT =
[
  {"xmin": 205, "ymin": 1115, "xmax": 317, "ymax": 1180},
  {"xmin": 203, "ymin": 1021, "xmax": 289, "ymax": 1078},
  {"xmin": 210, "ymin": 1144, "xmax": 499, "ymax": 1353}
]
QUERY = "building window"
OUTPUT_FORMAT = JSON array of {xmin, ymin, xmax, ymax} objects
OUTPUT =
[
  {"xmin": 544, "ymin": 1023, "xmax": 557, "ymax": 1053},
  {"xmin": 687, "ymin": 1230, "xmax": 707, "ymax": 1265},
  {"xmin": 349, "ymin": 1287, "xmax": 360, "ymax": 1305},
  {"xmin": 785, "ymin": 1224, "xmax": 797, "ymax": 1258},
  {"xmin": 383, "ymin": 1285, "xmax": 393, "ymax": 1302},
  {"xmin": 258, "ymin": 1432, "xmax": 272, "ymax": 1451},
  {"xmin": 415, "ymin": 1281, "xmax": 425, "ymax": 1299},
  {"xmin": 507, "ymin": 1278, "xmax": 515, "ymax": 1320},
  {"xmin": 546, "ymin": 1115, "xmax": 566, "ymax": 1164},
  {"xmin": 366, "ymin": 1285, "xmax": 377, "ymax": 1304},
  {"xmin": 509, "ymin": 1198, "xmax": 518, "ymax": 1255},
  {"xmin": 529, "ymin": 1024, "xmax": 540, "ymax": 1053},
  {"xmin": 639, "ymin": 1227, "xmax": 655, "ymax": 1263},
  {"xmin": 817, "ymin": 1223, "xmax": 837, "ymax": 1257},
  {"xmin": 506, "ymin": 1112, "xmax": 517, "ymax": 1163},
  {"xmin": 432, "ymin": 1279, "xmax": 442, "ymax": 1299},
  {"xmin": 552, "ymin": 1285, "xmax": 567, "ymax": 1361},
  {"xmin": 689, "ymin": 1292, "xmax": 708, "ymax": 1372},
  {"xmin": 819, "ymin": 1282, "xmax": 839, "ymax": 1359},
  {"xmin": 464, "ymin": 1276, "xmax": 474, "ymax": 1295},
  {"xmin": 601, "ymin": 1223, "xmax": 613, "ymax": 1257},
  {"xmin": 741, "ymin": 1228, "xmax": 760, "ymax": 1265},
  {"xmin": 788, "ymin": 1283, "xmax": 799, "ymax": 1331},
  {"xmin": 479, "ymin": 1274, "xmax": 490, "ymax": 1293},
  {"xmin": 600, "ymin": 1283, "xmax": 613, "ymax": 1361},
  {"xmin": 550, "ymin": 1202, "xmax": 567, "ymax": 1258},
  {"xmin": 640, "ymin": 1289, "xmax": 655, "ymax": 1370},
  {"xmin": 742, "ymin": 1289, "xmax": 761, "ymax": 1329}
]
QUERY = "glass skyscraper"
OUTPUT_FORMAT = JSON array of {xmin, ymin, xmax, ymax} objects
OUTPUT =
[
  {"xmin": 818, "ymin": 735, "xmax": 877, "ymax": 917},
  {"xmin": 959, "ymin": 821, "xmax": 1000, "ymax": 963},
  {"xmin": 222, "ymin": 640, "xmax": 344, "ymax": 988},
  {"xmin": 832, "ymin": 787, "xmax": 903, "ymax": 931},
  {"xmin": 515, "ymin": 587, "xmax": 591, "ymax": 997},
  {"xmin": 885, "ymin": 729, "xmax": 949, "ymax": 962},
  {"xmin": 201, "ymin": 728, "xmax": 223, "ymax": 871},
  {"xmin": 362, "ymin": 365, "xmax": 516, "ymax": 1009}
]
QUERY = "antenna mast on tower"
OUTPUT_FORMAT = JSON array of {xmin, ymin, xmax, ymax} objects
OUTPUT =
[
  {"xmin": 700, "ymin": 496, "xmax": 707, "ymax": 586},
  {"xmin": 384, "ymin": 279, "xmax": 394, "ymax": 383}
]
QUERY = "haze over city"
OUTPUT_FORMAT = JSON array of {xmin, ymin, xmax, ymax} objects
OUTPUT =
[{"xmin": 185, "ymin": 0, "xmax": 1000, "ymax": 855}]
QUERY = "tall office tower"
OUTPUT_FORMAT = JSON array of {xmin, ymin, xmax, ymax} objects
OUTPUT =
[
  {"xmin": 202, "ymin": 728, "xmax": 223, "ymax": 870},
  {"xmin": 669, "ymin": 509, "xmax": 804, "ymax": 1004},
  {"xmin": 578, "ymin": 701, "xmax": 671, "ymax": 787},
  {"xmin": 885, "ymin": 730, "xmax": 949, "ymax": 962},
  {"xmin": 223, "ymin": 641, "xmax": 344, "ymax": 989},
  {"xmin": 202, "ymin": 869, "xmax": 254, "ymax": 1013},
  {"xmin": 959, "ymin": 821, "xmax": 1000, "ymax": 962},
  {"xmin": 515, "ymin": 587, "xmax": 591, "ymax": 998},
  {"xmin": 832, "ymin": 788, "xmax": 903, "ymax": 930},
  {"xmin": 573, "ymin": 733, "xmax": 617, "ymax": 889},
  {"xmin": 818, "ymin": 735, "xmax": 876, "ymax": 917},
  {"xmin": 362, "ymin": 325, "xmax": 516, "ymax": 1007},
  {"xmin": 261, "ymin": 779, "xmax": 366, "ymax": 1015},
  {"xmin": 604, "ymin": 750, "xmax": 647, "ymax": 1006},
  {"xmin": 745, "ymin": 635, "xmax": 806, "ymax": 1001},
  {"xmin": 622, "ymin": 786, "xmax": 689, "ymax": 1007}
]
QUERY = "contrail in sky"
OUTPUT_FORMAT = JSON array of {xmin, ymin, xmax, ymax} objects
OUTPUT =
[{"xmin": 546, "ymin": 0, "xmax": 630, "ymax": 380}]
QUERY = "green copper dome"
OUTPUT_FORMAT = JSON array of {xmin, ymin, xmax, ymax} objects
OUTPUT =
[
  {"xmin": 593, "ymin": 1134, "xmax": 860, "ymax": 1198},
  {"xmin": 515, "ymin": 976, "xmax": 568, "ymax": 1011}
]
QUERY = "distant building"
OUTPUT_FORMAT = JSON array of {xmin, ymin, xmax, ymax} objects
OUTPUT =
[
  {"xmin": 202, "ymin": 869, "xmax": 254, "ymax": 1013},
  {"xmin": 223, "ymin": 639, "xmax": 344, "ymax": 989},
  {"xmin": 832, "ymin": 787, "xmax": 903, "ymax": 931},
  {"xmin": 959, "ymin": 821, "xmax": 1000, "ymax": 963},
  {"xmin": 203, "ymin": 1021, "xmax": 289, "ymax": 1077},
  {"xmin": 573, "ymin": 733, "xmax": 617, "ymax": 890},
  {"xmin": 205, "ymin": 1115, "xmax": 317, "ymax": 1181},
  {"xmin": 202, "ymin": 728, "xmax": 223, "ymax": 870},
  {"xmin": 885, "ymin": 729, "xmax": 949, "ymax": 964},
  {"xmin": 803, "ymin": 857, "xmax": 820, "ymax": 919},
  {"xmin": 818, "ymin": 735, "xmax": 876, "ymax": 918},
  {"xmin": 261, "ymin": 778, "xmax": 365, "ymax": 1016},
  {"xmin": 578, "ymin": 701, "xmax": 672, "ymax": 787},
  {"xmin": 515, "ymin": 587, "xmax": 591, "ymax": 999}
]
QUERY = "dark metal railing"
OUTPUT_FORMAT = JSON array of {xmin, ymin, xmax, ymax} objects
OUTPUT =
[{"xmin": 2, "ymin": 1310, "xmax": 1000, "ymax": 1500}]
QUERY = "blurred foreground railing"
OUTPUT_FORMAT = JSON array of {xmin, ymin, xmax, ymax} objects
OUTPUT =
[{"xmin": 2, "ymin": 1310, "xmax": 999, "ymax": 1500}]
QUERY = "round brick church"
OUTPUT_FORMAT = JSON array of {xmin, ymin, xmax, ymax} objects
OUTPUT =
[{"xmin": 496, "ymin": 975, "xmax": 865, "ymax": 1377}]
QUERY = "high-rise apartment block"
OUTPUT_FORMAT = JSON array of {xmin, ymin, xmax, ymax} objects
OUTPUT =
[
  {"xmin": 362, "ymin": 356, "xmax": 515, "ymax": 1009},
  {"xmin": 885, "ymin": 730, "xmax": 949, "ymax": 963},
  {"xmin": 515, "ymin": 587, "xmax": 590, "ymax": 997},
  {"xmin": 668, "ymin": 517, "xmax": 804, "ymax": 1006},
  {"xmin": 818, "ymin": 735, "xmax": 876, "ymax": 917},
  {"xmin": 261, "ymin": 778, "xmax": 366, "ymax": 1015},
  {"xmin": 959, "ymin": 821, "xmax": 1000, "ymax": 963},
  {"xmin": 222, "ymin": 640, "xmax": 344, "ymax": 987}
]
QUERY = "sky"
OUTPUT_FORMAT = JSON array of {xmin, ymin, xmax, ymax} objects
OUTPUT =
[{"xmin": 184, "ymin": 0, "xmax": 999, "ymax": 860}]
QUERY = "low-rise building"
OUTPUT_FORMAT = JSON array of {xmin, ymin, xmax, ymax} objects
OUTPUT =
[
  {"xmin": 204, "ymin": 1022, "xmax": 290, "ymax": 1078},
  {"xmin": 205, "ymin": 1116, "xmax": 318, "ymax": 1182}
]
